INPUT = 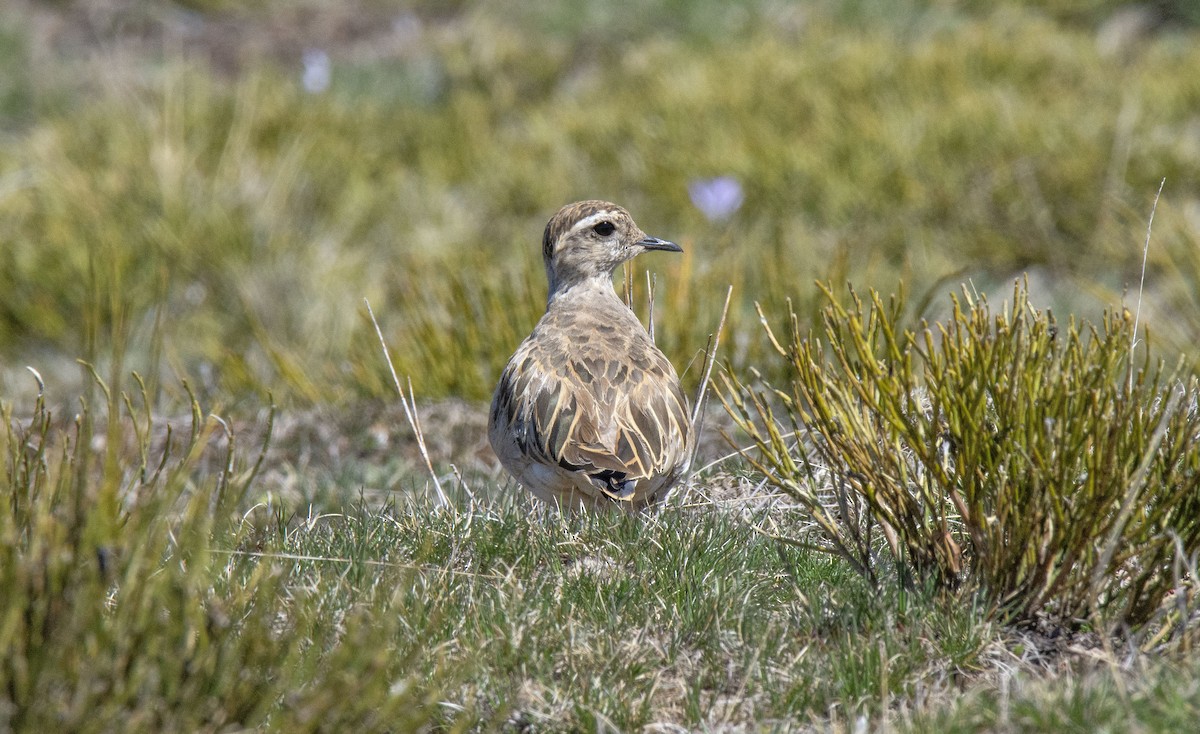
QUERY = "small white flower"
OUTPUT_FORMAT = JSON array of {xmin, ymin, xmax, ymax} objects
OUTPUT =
[
  {"xmin": 302, "ymin": 49, "xmax": 331, "ymax": 94},
  {"xmin": 688, "ymin": 176, "xmax": 744, "ymax": 222}
]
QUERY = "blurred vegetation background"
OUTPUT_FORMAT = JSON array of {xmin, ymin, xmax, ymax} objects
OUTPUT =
[{"xmin": 1, "ymin": 0, "xmax": 1199, "ymax": 408}]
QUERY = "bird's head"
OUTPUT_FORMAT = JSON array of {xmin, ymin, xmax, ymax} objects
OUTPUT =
[{"xmin": 541, "ymin": 200, "xmax": 681, "ymax": 297}]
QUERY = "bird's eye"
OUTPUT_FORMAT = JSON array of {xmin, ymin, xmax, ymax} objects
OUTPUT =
[{"xmin": 592, "ymin": 221, "xmax": 615, "ymax": 237}]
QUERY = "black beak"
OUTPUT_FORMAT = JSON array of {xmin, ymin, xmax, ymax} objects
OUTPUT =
[{"xmin": 637, "ymin": 236, "xmax": 683, "ymax": 253}]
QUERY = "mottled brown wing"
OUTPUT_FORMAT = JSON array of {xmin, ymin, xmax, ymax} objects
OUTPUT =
[
  {"xmin": 492, "ymin": 342, "xmax": 691, "ymax": 488},
  {"xmin": 564, "ymin": 358, "xmax": 692, "ymax": 482},
  {"xmin": 492, "ymin": 343, "xmax": 586, "ymax": 467}
]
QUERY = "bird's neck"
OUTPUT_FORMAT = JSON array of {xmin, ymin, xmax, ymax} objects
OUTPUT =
[{"xmin": 545, "ymin": 272, "xmax": 623, "ymax": 310}]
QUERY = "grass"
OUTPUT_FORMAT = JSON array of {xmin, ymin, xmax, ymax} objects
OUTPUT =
[
  {"xmin": 907, "ymin": 660, "xmax": 1200, "ymax": 732},
  {"xmin": 5, "ymin": 0, "xmax": 1200, "ymax": 730},
  {"xmin": 0, "ymin": 376, "xmax": 453, "ymax": 731},
  {"xmin": 722, "ymin": 281, "xmax": 1200, "ymax": 635},
  {"xmin": 2, "ymin": 371, "xmax": 1001, "ymax": 729},
  {"xmin": 3, "ymin": 0, "xmax": 1200, "ymax": 402},
  {"xmin": 5, "ymin": 371, "xmax": 1200, "ymax": 730}
]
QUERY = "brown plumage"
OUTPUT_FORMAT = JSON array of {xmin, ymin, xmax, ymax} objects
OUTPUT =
[{"xmin": 489, "ymin": 200, "xmax": 693, "ymax": 511}]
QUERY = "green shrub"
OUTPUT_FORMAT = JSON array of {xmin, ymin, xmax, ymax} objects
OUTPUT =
[
  {"xmin": 0, "ymin": 373, "xmax": 456, "ymax": 731},
  {"xmin": 722, "ymin": 281, "xmax": 1200, "ymax": 637}
]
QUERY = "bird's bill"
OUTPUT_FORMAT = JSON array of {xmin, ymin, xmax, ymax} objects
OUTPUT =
[{"xmin": 636, "ymin": 236, "xmax": 683, "ymax": 253}]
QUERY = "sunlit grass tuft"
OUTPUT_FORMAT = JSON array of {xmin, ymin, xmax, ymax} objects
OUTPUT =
[
  {"xmin": 0, "ymin": 373, "xmax": 460, "ymax": 731},
  {"xmin": 722, "ymin": 280, "xmax": 1200, "ymax": 640}
]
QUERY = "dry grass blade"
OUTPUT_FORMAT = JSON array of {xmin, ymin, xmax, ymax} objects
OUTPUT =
[
  {"xmin": 692, "ymin": 286, "xmax": 734, "ymax": 430},
  {"xmin": 364, "ymin": 297, "xmax": 448, "ymax": 507},
  {"xmin": 1130, "ymin": 177, "xmax": 1165, "ymax": 391},
  {"xmin": 688, "ymin": 285, "xmax": 733, "ymax": 473},
  {"xmin": 646, "ymin": 270, "xmax": 656, "ymax": 343}
]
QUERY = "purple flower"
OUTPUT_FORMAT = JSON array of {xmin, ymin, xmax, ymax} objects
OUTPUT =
[
  {"xmin": 302, "ymin": 49, "xmax": 331, "ymax": 94},
  {"xmin": 688, "ymin": 176, "xmax": 744, "ymax": 222}
]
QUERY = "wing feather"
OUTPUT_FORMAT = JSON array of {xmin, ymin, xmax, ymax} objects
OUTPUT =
[{"xmin": 490, "ymin": 325, "xmax": 693, "ymax": 498}]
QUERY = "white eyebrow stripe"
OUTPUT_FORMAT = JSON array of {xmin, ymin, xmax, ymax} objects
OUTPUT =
[{"xmin": 569, "ymin": 211, "xmax": 618, "ymax": 234}]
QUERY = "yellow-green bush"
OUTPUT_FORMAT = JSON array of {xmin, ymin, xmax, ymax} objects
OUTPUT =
[
  {"xmin": 723, "ymin": 281, "xmax": 1200, "ymax": 637},
  {"xmin": 0, "ymin": 374, "xmax": 457, "ymax": 730}
]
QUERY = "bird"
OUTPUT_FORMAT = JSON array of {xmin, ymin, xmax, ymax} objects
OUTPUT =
[{"xmin": 489, "ymin": 200, "xmax": 694, "ymax": 511}]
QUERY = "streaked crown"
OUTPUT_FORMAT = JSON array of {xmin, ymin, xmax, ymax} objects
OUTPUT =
[{"xmin": 540, "ymin": 200, "xmax": 681, "ymax": 297}]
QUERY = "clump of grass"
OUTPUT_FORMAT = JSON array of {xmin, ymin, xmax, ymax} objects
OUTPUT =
[
  {"xmin": 907, "ymin": 652, "xmax": 1200, "ymax": 732},
  {"xmin": 0, "ymin": 372, "xmax": 457, "ymax": 731},
  {"xmin": 722, "ymin": 280, "xmax": 1200, "ymax": 638}
]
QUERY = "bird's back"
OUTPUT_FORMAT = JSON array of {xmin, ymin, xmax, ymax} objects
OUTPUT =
[{"xmin": 489, "ymin": 288, "xmax": 692, "ymax": 510}]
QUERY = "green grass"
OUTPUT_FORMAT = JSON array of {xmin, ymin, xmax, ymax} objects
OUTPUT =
[
  {"xmin": 0, "ymin": 379, "xmax": 454, "ymax": 731},
  {"xmin": 909, "ymin": 657, "xmax": 1200, "ymax": 732},
  {"xmin": 5, "ymin": 372, "xmax": 1200, "ymax": 730},
  {"xmin": 6, "ymin": 0, "xmax": 1200, "ymax": 731},
  {"xmin": 1, "ymin": 373, "xmax": 1000, "ymax": 729}
]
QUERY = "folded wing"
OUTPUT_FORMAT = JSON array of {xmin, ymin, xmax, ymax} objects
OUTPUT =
[{"xmin": 492, "ymin": 344, "xmax": 692, "ymax": 501}]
